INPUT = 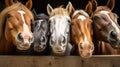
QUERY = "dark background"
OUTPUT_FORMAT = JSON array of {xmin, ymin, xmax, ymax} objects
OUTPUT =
[{"xmin": 0, "ymin": 0, "xmax": 120, "ymax": 24}]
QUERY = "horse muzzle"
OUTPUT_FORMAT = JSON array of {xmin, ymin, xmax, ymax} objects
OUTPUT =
[
  {"xmin": 17, "ymin": 32, "xmax": 34, "ymax": 43},
  {"xmin": 78, "ymin": 43, "xmax": 94, "ymax": 58},
  {"xmin": 33, "ymin": 44, "xmax": 46, "ymax": 52},
  {"xmin": 17, "ymin": 43, "xmax": 31, "ymax": 50},
  {"xmin": 16, "ymin": 33, "xmax": 34, "ymax": 50}
]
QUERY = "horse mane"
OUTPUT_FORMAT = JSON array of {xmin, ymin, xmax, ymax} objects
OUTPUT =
[
  {"xmin": 72, "ymin": 10, "xmax": 89, "ymax": 17},
  {"xmin": 49, "ymin": 6, "xmax": 68, "ymax": 17},
  {"xmin": 35, "ymin": 13, "xmax": 48, "ymax": 20},
  {"xmin": 0, "ymin": 2, "xmax": 34, "ymax": 38}
]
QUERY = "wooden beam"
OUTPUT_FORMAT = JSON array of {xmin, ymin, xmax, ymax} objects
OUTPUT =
[{"xmin": 0, "ymin": 55, "xmax": 120, "ymax": 67}]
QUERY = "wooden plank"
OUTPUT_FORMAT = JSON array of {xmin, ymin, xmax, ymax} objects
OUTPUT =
[{"xmin": 0, "ymin": 55, "xmax": 120, "ymax": 67}]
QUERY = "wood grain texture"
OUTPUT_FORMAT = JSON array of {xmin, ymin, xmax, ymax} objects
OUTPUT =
[{"xmin": 0, "ymin": 55, "xmax": 119, "ymax": 67}]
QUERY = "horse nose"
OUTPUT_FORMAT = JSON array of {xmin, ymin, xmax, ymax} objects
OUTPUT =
[
  {"xmin": 17, "ymin": 33, "xmax": 34, "ymax": 43},
  {"xmin": 90, "ymin": 44, "xmax": 94, "ymax": 52},
  {"xmin": 29, "ymin": 36, "xmax": 34, "ymax": 43},
  {"xmin": 110, "ymin": 31, "xmax": 117, "ymax": 40}
]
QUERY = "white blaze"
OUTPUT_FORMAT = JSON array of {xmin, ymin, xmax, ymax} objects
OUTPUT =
[
  {"xmin": 100, "ymin": 11, "xmax": 120, "ymax": 33},
  {"xmin": 18, "ymin": 10, "xmax": 32, "ymax": 43},
  {"xmin": 78, "ymin": 15, "xmax": 86, "ymax": 21},
  {"xmin": 38, "ymin": 20, "xmax": 43, "ymax": 30}
]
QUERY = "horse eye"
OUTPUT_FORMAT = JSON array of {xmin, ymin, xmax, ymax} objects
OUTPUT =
[
  {"xmin": 31, "ymin": 22, "xmax": 34, "ymax": 32},
  {"xmin": 62, "ymin": 36, "xmax": 66, "ymax": 44},
  {"xmin": 34, "ymin": 22, "xmax": 38, "ymax": 27},
  {"xmin": 93, "ymin": 16, "xmax": 100, "ymax": 21},
  {"xmin": 6, "ymin": 14, "xmax": 11, "ymax": 18},
  {"xmin": 68, "ymin": 20, "xmax": 71, "ymax": 23},
  {"xmin": 102, "ymin": 17, "xmax": 108, "ymax": 21},
  {"xmin": 117, "ymin": 18, "xmax": 120, "ymax": 24}
]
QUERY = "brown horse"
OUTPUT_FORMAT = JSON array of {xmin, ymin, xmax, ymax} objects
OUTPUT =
[
  {"xmin": 91, "ymin": 0, "xmax": 120, "ymax": 55},
  {"xmin": 0, "ymin": 0, "xmax": 34, "ymax": 54},
  {"xmin": 70, "ymin": 2, "xmax": 94, "ymax": 58}
]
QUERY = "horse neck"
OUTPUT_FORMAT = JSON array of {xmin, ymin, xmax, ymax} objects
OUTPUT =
[
  {"xmin": 92, "ymin": 30, "xmax": 104, "ymax": 55},
  {"xmin": 93, "ymin": 35, "xmax": 120, "ymax": 55},
  {"xmin": 0, "ymin": 37, "xmax": 15, "ymax": 55},
  {"xmin": 92, "ymin": 26, "xmax": 120, "ymax": 55}
]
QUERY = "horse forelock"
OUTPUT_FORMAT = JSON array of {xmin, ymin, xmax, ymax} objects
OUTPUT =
[
  {"xmin": 94, "ymin": 6, "xmax": 111, "ymax": 14},
  {"xmin": 72, "ymin": 10, "xmax": 89, "ymax": 18},
  {"xmin": 0, "ymin": 2, "xmax": 34, "ymax": 38},
  {"xmin": 49, "ymin": 7, "xmax": 69, "ymax": 18},
  {"xmin": 35, "ymin": 13, "xmax": 48, "ymax": 20}
]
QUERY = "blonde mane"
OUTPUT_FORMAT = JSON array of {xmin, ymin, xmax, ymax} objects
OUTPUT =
[
  {"xmin": 50, "ymin": 7, "xmax": 69, "ymax": 17},
  {"xmin": 0, "ymin": 2, "xmax": 34, "ymax": 38}
]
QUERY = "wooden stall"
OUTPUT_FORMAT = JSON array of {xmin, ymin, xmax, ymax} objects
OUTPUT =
[{"xmin": 0, "ymin": 55, "xmax": 120, "ymax": 67}]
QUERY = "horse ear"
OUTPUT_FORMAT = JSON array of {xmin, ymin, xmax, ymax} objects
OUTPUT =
[
  {"xmin": 106, "ymin": 0, "xmax": 115, "ymax": 10},
  {"xmin": 47, "ymin": 4, "xmax": 53, "ymax": 15},
  {"xmin": 32, "ymin": 9, "xmax": 37, "ymax": 16},
  {"xmin": 91, "ymin": 0, "xmax": 98, "ymax": 12},
  {"xmin": 85, "ymin": 1, "xmax": 92, "ymax": 16},
  {"xmin": 25, "ymin": 0, "xmax": 33, "ymax": 10},
  {"xmin": 66, "ymin": 2, "xmax": 75, "ymax": 16},
  {"xmin": 5, "ymin": 0, "xmax": 15, "ymax": 7}
]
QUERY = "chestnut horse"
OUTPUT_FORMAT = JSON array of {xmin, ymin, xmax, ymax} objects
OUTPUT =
[
  {"xmin": 47, "ymin": 2, "xmax": 73, "ymax": 56},
  {"xmin": 70, "ymin": 2, "xmax": 94, "ymax": 58},
  {"xmin": 0, "ymin": 0, "xmax": 34, "ymax": 54},
  {"xmin": 91, "ymin": 0, "xmax": 120, "ymax": 55}
]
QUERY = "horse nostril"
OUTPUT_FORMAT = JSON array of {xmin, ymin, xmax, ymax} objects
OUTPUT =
[
  {"xmin": 43, "ymin": 45, "xmax": 46, "ymax": 47},
  {"xmin": 87, "ymin": 52, "xmax": 90, "ymax": 56},
  {"xmin": 41, "ymin": 36, "xmax": 45, "ymax": 42},
  {"xmin": 29, "ymin": 37, "xmax": 34, "ymax": 43},
  {"xmin": 79, "ymin": 43, "xmax": 83, "ymax": 50},
  {"xmin": 17, "ymin": 33, "xmax": 23, "ymax": 42},
  {"xmin": 110, "ymin": 31, "xmax": 117, "ymax": 39},
  {"xmin": 61, "ymin": 36, "xmax": 66, "ymax": 44},
  {"xmin": 50, "ymin": 37, "xmax": 55, "ymax": 45},
  {"xmin": 90, "ymin": 45, "xmax": 94, "ymax": 51}
]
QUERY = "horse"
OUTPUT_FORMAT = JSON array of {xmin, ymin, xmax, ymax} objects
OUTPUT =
[
  {"xmin": 31, "ymin": 9, "xmax": 51, "ymax": 55},
  {"xmin": 70, "ymin": 1, "xmax": 94, "ymax": 58},
  {"xmin": 47, "ymin": 2, "xmax": 73, "ymax": 56},
  {"xmin": 0, "ymin": 0, "xmax": 34, "ymax": 55},
  {"xmin": 91, "ymin": 0, "xmax": 120, "ymax": 55}
]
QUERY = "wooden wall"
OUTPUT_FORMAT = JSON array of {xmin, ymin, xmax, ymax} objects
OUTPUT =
[{"xmin": 0, "ymin": 55, "xmax": 120, "ymax": 67}]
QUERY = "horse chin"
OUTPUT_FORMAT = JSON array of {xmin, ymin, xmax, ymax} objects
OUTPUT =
[
  {"xmin": 52, "ymin": 51, "xmax": 65, "ymax": 56},
  {"xmin": 16, "ymin": 44, "xmax": 31, "ymax": 50},
  {"xmin": 52, "ymin": 50, "xmax": 65, "ymax": 56},
  {"xmin": 79, "ymin": 52, "xmax": 92, "ymax": 58},
  {"xmin": 108, "ymin": 39, "xmax": 120, "ymax": 49},
  {"xmin": 33, "ymin": 47, "xmax": 45, "ymax": 52},
  {"xmin": 79, "ymin": 49, "xmax": 93, "ymax": 58}
]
